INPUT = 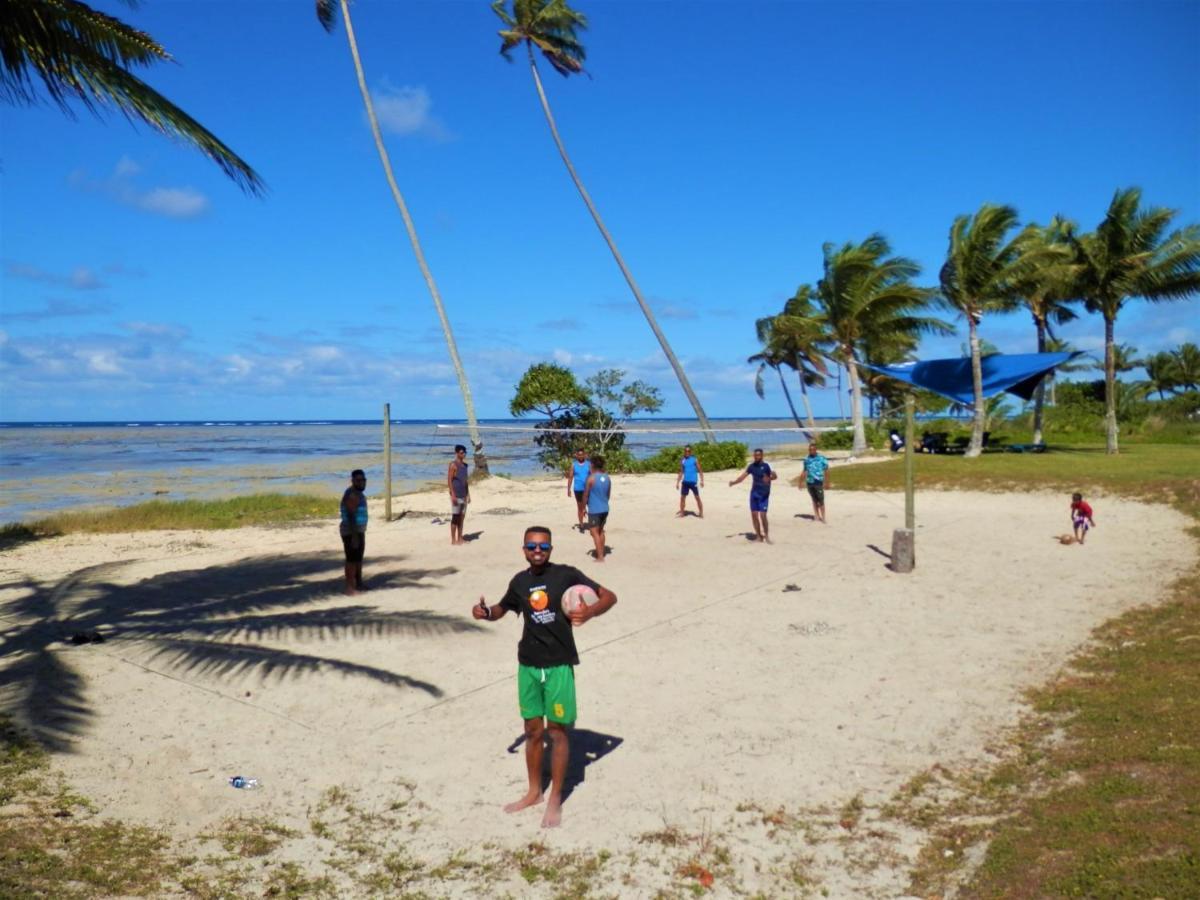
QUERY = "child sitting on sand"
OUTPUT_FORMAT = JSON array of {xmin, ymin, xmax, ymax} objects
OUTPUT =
[{"xmin": 1070, "ymin": 493, "xmax": 1096, "ymax": 544}]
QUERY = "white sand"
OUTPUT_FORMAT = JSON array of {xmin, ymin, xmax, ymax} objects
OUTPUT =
[{"xmin": 1, "ymin": 462, "xmax": 1193, "ymax": 896}]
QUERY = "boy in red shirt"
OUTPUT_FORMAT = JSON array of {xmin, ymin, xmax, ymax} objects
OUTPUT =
[{"xmin": 1070, "ymin": 493, "xmax": 1096, "ymax": 544}]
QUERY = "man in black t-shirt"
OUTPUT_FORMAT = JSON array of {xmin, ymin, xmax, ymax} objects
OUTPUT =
[{"xmin": 472, "ymin": 525, "xmax": 617, "ymax": 828}]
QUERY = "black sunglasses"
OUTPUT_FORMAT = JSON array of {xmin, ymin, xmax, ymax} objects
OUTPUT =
[{"xmin": 523, "ymin": 541, "xmax": 552, "ymax": 552}]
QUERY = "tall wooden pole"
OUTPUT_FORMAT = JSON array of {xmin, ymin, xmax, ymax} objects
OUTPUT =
[
  {"xmin": 891, "ymin": 393, "xmax": 916, "ymax": 572},
  {"xmin": 905, "ymin": 393, "xmax": 915, "ymax": 531},
  {"xmin": 383, "ymin": 403, "xmax": 393, "ymax": 522}
]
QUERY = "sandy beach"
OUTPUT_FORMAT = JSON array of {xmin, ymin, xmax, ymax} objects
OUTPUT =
[{"xmin": 1, "ymin": 459, "xmax": 1194, "ymax": 897}]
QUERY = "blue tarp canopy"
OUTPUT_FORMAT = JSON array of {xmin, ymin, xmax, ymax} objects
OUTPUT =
[{"xmin": 861, "ymin": 352, "xmax": 1085, "ymax": 405}]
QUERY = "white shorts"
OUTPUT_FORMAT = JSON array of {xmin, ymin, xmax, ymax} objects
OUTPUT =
[{"xmin": 451, "ymin": 497, "xmax": 469, "ymax": 516}]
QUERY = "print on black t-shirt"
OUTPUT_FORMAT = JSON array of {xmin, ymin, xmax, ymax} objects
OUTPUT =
[{"xmin": 499, "ymin": 563, "xmax": 601, "ymax": 668}]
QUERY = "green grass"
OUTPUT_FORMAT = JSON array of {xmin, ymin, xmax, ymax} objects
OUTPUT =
[
  {"xmin": 835, "ymin": 442, "xmax": 1200, "ymax": 897},
  {"xmin": 2, "ymin": 492, "xmax": 334, "ymax": 545}
]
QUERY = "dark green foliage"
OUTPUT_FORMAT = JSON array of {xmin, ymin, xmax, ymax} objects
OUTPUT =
[{"xmin": 632, "ymin": 442, "xmax": 748, "ymax": 474}]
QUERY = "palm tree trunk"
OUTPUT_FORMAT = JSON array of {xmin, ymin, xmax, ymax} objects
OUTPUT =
[
  {"xmin": 774, "ymin": 367, "xmax": 807, "ymax": 434},
  {"xmin": 1032, "ymin": 317, "xmax": 1047, "ymax": 445},
  {"xmin": 1104, "ymin": 314, "xmax": 1119, "ymax": 454},
  {"xmin": 798, "ymin": 373, "xmax": 817, "ymax": 430},
  {"xmin": 835, "ymin": 363, "xmax": 846, "ymax": 421},
  {"xmin": 338, "ymin": 1, "xmax": 488, "ymax": 473},
  {"xmin": 966, "ymin": 314, "xmax": 985, "ymax": 458},
  {"xmin": 525, "ymin": 49, "xmax": 715, "ymax": 443},
  {"xmin": 845, "ymin": 351, "xmax": 867, "ymax": 455}
]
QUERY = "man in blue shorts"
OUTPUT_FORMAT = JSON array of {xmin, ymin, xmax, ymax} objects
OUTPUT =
[
  {"xmin": 675, "ymin": 444, "xmax": 705, "ymax": 518},
  {"xmin": 801, "ymin": 442, "xmax": 829, "ymax": 523},
  {"xmin": 472, "ymin": 526, "xmax": 617, "ymax": 828},
  {"xmin": 729, "ymin": 448, "xmax": 777, "ymax": 542},
  {"xmin": 565, "ymin": 448, "xmax": 591, "ymax": 532}
]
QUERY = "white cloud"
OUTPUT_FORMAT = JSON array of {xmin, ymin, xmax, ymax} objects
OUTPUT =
[
  {"xmin": 137, "ymin": 187, "xmax": 209, "ymax": 218},
  {"xmin": 1167, "ymin": 327, "xmax": 1195, "ymax": 344},
  {"xmin": 4, "ymin": 262, "xmax": 106, "ymax": 291},
  {"xmin": 371, "ymin": 83, "xmax": 451, "ymax": 140},
  {"xmin": 69, "ymin": 158, "xmax": 211, "ymax": 219}
]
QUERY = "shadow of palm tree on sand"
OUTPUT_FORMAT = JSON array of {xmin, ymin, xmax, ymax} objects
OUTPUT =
[{"xmin": 0, "ymin": 550, "xmax": 479, "ymax": 752}]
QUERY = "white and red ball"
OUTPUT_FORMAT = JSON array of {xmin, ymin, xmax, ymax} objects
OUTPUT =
[{"xmin": 561, "ymin": 584, "xmax": 599, "ymax": 616}]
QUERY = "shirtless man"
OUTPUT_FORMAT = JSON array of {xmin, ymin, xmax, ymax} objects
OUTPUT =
[{"xmin": 472, "ymin": 526, "xmax": 617, "ymax": 827}]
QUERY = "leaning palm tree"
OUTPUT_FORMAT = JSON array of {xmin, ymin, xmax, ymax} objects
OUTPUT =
[
  {"xmin": 1, "ymin": 0, "xmax": 262, "ymax": 193},
  {"xmin": 813, "ymin": 235, "xmax": 949, "ymax": 454},
  {"xmin": 491, "ymin": 0, "xmax": 715, "ymax": 441},
  {"xmin": 749, "ymin": 289, "xmax": 828, "ymax": 430},
  {"xmin": 318, "ymin": 0, "xmax": 487, "ymax": 471},
  {"xmin": 940, "ymin": 204, "xmax": 1034, "ymax": 457},
  {"xmin": 1013, "ymin": 219, "xmax": 1080, "ymax": 444},
  {"xmin": 1069, "ymin": 187, "xmax": 1200, "ymax": 453}
]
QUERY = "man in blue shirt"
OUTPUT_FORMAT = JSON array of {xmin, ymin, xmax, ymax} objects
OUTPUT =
[
  {"xmin": 582, "ymin": 455, "xmax": 612, "ymax": 562},
  {"xmin": 675, "ymin": 444, "xmax": 705, "ymax": 518},
  {"xmin": 565, "ymin": 448, "xmax": 591, "ymax": 532},
  {"xmin": 801, "ymin": 443, "xmax": 830, "ymax": 523},
  {"xmin": 729, "ymin": 448, "xmax": 777, "ymax": 543}
]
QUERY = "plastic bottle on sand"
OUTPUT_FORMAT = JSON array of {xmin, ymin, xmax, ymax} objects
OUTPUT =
[{"xmin": 229, "ymin": 775, "xmax": 261, "ymax": 790}]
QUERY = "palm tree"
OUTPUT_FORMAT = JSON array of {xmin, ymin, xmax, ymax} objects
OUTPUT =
[
  {"xmin": 1143, "ymin": 351, "xmax": 1180, "ymax": 399},
  {"xmin": 1171, "ymin": 342, "xmax": 1200, "ymax": 390},
  {"xmin": 813, "ymin": 235, "xmax": 948, "ymax": 454},
  {"xmin": 1043, "ymin": 336, "xmax": 1090, "ymax": 406},
  {"xmin": 1, "ymin": 0, "xmax": 262, "ymax": 194},
  {"xmin": 318, "ymin": 0, "xmax": 488, "ymax": 472},
  {"xmin": 1092, "ymin": 342, "xmax": 1141, "ymax": 374},
  {"xmin": 1070, "ymin": 187, "xmax": 1200, "ymax": 453},
  {"xmin": 940, "ymin": 204, "xmax": 1035, "ymax": 457},
  {"xmin": 749, "ymin": 288, "xmax": 828, "ymax": 430},
  {"xmin": 491, "ymin": 0, "xmax": 715, "ymax": 441},
  {"xmin": 1012, "ymin": 218, "xmax": 1080, "ymax": 444}
]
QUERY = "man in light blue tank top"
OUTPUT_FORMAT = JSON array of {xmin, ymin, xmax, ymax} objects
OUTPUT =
[
  {"xmin": 675, "ymin": 444, "xmax": 705, "ymax": 518},
  {"xmin": 339, "ymin": 469, "xmax": 368, "ymax": 594},
  {"xmin": 583, "ymin": 455, "xmax": 612, "ymax": 562},
  {"xmin": 565, "ymin": 448, "xmax": 591, "ymax": 532}
]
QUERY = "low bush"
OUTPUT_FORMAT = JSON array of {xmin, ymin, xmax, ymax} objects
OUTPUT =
[{"xmin": 633, "ymin": 441, "xmax": 749, "ymax": 473}]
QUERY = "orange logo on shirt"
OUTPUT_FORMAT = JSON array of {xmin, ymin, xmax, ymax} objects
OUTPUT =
[{"xmin": 529, "ymin": 590, "xmax": 549, "ymax": 611}]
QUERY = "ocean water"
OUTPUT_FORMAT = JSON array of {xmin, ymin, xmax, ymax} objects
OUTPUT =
[{"xmin": 0, "ymin": 418, "xmax": 825, "ymax": 522}]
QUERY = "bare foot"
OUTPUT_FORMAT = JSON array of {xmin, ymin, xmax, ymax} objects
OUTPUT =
[
  {"xmin": 344, "ymin": 587, "xmax": 359, "ymax": 596},
  {"xmin": 504, "ymin": 791, "xmax": 544, "ymax": 814},
  {"xmin": 675, "ymin": 511, "xmax": 685, "ymax": 518},
  {"xmin": 764, "ymin": 536, "xmax": 773, "ymax": 544},
  {"xmin": 541, "ymin": 798, "xmax": 562, "ymax": 828}
]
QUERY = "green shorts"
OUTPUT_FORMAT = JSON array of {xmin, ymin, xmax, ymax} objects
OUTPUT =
[{"xmin": 517, "ymin": 664, "xmax": 577, "ymax": 724}]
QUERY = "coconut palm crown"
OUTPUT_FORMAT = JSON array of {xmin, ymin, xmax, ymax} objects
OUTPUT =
[
  {"xmin": 939, "ymin": 204, "xmax": 1033, "ymax": 457},
  {"xmin": 814, "ymin": 235, "xmax": 948, "ymax": 454},
  {"xmin": 1070, "ymin": 187, "xmax": 1200, "ymax": 453},
  {"xmin": 749, "ymin": 286, "xmax": 828, "ymax": 430},
  {"xmin": 491, "ymin": 0, "xmax": 716, "ymax": 440},
  {"xmin": 1, "ymin": 0, "xmax": 262, "ymax": 194}
]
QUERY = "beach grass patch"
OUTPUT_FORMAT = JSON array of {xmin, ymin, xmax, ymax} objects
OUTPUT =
[{"xmin": 5, "ymin": 493, "xmax": 334, "ymax": 540}]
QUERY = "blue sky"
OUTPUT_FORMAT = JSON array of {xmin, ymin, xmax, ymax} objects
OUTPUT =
[{"xmin": 2, "ymin": 0, "xmax": 1198, "ymax": 422}]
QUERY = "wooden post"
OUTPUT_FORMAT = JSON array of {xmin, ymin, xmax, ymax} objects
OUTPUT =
[
  {"xmin": 904, "ymin": 392, "xmax": 915, "ymax": 531},
  {"xmin": 891, "ymin": 393, "xmax": 916, "ymax": 573},
  {"xmin": 383, "ymin": 403, "xmax": 393, "ymax": 522}
]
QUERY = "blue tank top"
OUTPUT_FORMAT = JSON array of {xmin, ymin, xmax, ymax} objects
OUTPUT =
[
  {"xmin": 340, "ymin": 487, "xmax": 368, "ymax": 531},
  {"xmin": 451, "ymin": 460, "xmax": 469, "ymax": 498},
  {"xmin": 587, "ymin": 473, "xmax": 610, "ymax": 513},
  {"xmin": 572, "ymin": 459, "xmax": 591, "ymax": 491},
  {"xmin": 681, "ymin": 456, "xmax": 699, "ymax": 482}
]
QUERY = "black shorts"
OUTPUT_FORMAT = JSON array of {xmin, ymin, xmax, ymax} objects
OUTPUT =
[
  {"xmin": 806, "ymin": 482, "xmax": 825, "ymax": 505},
  {"xmin": 573, "ymin": 490, "xmax": 585, "ymax": 503},
  {"xmin": 341, "ymin": 532, "xmax": 365, "ymax": 563},
  {"xmin": 680, "ymin": 481, "xmax": 699, "ymax": 497},
  {"xmin": 588, "ymin": 512, "xmax": 608, "ymax": 530}
]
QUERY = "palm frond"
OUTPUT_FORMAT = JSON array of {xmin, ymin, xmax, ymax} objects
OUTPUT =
[
  {"xmin": 315, "ymin": 0, "xmax": 337, "ymax": 32},
  {"xmin": 122, "ymin": 607, "xmax": 482, "ymax": 642},
  {"xmin": 142, "ymin": 637, "xmax": 445, "ymax": 696}
]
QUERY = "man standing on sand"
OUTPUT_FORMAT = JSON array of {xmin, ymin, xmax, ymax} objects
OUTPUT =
[
  {"xmin": 448, "ymin": 444, "xmax": 470, "ymax": 545},
  {"xmin": 472, "ymin": 526, "xmax": 617, "ymax": 828},
  {"xmin": 340, "ymin": 469, "xmax": 368, "ymax": 594},
  {"xmin": 801, "ymin": 443, "xmax": 829, "ymax": 523},
  {"xmin": 583, "ymin": 456, "xmax": 612, "ymax": 563},
  {"xmin": 565, "ymin": 448, "xmax": 591, "ymax": 532},
  {"xmin": 729, "ymin": 448, "xmax": 777, "ymax": 542},
  {"xmin": 675, "ymin": 445, "xmax": 705, "ymax": 518}
]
